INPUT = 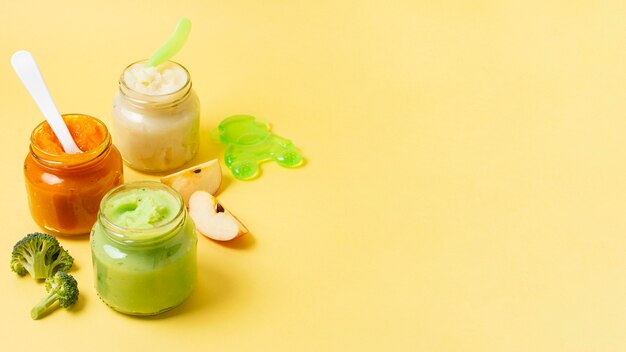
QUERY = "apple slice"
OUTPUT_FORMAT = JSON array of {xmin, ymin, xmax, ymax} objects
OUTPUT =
[
  {"xmin": 161, "ymin": 159, "xmax": 222, "ymax": 204},
  {"xmin": 188, "ymin": 190, "xmax": 248, "ymax": 241}
]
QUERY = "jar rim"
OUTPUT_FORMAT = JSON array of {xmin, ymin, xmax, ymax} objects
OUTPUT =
[
  {"xmin": 118, "ymin": 59, "xmax": 192, "ymax": 107},
  {"xmin": 98, "ymin": 181, "xmax": 187, "ymax": 246},
  {"xmin": 29, "ymin": 114, "xmax": 112, "ymax": 168}
]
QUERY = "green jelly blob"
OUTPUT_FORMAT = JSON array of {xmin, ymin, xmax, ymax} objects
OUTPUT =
[{"xmin": 212, "ymin": 115, "xmax": 303, "ymax": 180}]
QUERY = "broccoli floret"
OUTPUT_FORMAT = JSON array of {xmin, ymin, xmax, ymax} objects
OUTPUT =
[
  {"xmin": 10, "ymin": 232, "xmax": 74, "ymax": 280},
  {"xmin": 31, "ymin": 271, "xmax": 79, "ymax": 320}
]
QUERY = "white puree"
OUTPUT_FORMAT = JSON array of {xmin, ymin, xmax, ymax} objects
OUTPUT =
[
  {"xmin": 112, "ymin": 61, "xmax": 200, "ymax": 172},
  {"xmin": 123, "ymin": 62, "xmax": 187, "ymax": 95}
]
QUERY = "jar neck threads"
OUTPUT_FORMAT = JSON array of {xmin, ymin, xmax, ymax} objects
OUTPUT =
[
  {"xmin": 117, "ymin": 60, "xmax": 192, "ymax": 110},
  {"xmin": 29, "ymin": 114, "xmax": 112, "ymax": 169},
  {"xmin": 97, "ymin": 182, "xmax": 186, "ymax": 247}
]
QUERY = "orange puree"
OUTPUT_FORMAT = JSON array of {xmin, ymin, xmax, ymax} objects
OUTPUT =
[
  {"xmin": 25, "ymin": 114, "xmax": 124, "ymax": 235},
  {"xmin": 34, "ymin": 115, "xmax": 106, "ymax": 154}
]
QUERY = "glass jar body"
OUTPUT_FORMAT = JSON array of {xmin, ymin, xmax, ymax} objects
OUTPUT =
[
  {"xmin": 90, "ymin": 183, "xmax": 197, "ymax": 315},
  {"xmin": 24, "ymin": 115, "xmax": 124, "ymax": 236},
  {"xmin": 112, "ymin": 61, "xmax": 200, "ymax": 172}
]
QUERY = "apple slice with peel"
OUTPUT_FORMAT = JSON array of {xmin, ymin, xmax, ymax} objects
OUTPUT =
[
  {"xmin": 161, "ymin": 159, "xmax": 222, "ymax": 204},
  {"xmin": 188, "ymin": 190, "xmax": 248, "ymax": 241}
]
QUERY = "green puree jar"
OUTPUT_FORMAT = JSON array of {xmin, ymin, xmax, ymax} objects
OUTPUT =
[{"xmin": 90, "ymin": 181, "xmax": 197, "ymax": 315}]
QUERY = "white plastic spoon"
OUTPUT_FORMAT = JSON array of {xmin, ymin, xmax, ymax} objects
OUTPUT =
[{"xmin": 11, "ymin": 50, "xmax": 81, "ymax": 154}]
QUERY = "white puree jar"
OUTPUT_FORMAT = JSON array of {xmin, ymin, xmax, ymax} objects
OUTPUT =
[{"xmin": 112, "ymin": 60, "xmax": 200, "ymax": 172}]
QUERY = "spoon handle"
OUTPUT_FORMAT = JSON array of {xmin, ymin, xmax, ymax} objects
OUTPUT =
[
  {"xmin": 146, "ymin": 17, "xmax": 191, "ymax": 67},
  {"xmin": 11, "ymin": 50, "xmax": 81, "ymax": 154}
]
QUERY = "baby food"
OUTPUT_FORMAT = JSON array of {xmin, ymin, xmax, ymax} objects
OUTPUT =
[
  {"xmin": 24, "ymin": 114, "xmax": 124, "ymax": 235},
  {"xmin": 123, "ymin": 62, "xmax": 187, "ymax": 95},
  {"xmin": 35, "ymin": 115, "xmax": 106, "ymax": 154},
  {"xmin": 91, "ymin": 182, "xmax": 197, "ymax": 315},
  {"xmin": 112, "ymin": 61, "xmax": 200, "ymax": 172}
]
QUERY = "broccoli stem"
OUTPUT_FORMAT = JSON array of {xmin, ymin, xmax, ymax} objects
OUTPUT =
[
  {"xmin": 32, "ymin": 253, "xmax": 48, "ymax": 280},
  {"xmin": 31, "ymin": 292, "xmax": 59, "ymax": 320}
]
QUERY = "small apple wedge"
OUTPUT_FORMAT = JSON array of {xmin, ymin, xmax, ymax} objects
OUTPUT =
[
  {"xmin": 161, "ymin": 159, "xmax": 222, "ymax": 204},
  {"xmin": 188, "ymin": 190, "xmax": 248, "ymax": 241}
]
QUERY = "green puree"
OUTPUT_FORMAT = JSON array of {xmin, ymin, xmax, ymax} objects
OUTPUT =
[
  {"xmin": 91, "ymin": 186, "xmax": 197, "ymax": 315},
  {"xmin": 102, "ymin": 188, "xmax": 178, "ymax": 230}
]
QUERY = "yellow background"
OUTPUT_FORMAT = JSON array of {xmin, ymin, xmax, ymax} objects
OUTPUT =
[{"xmin": 1, "ymin": 0, "xmax": 625, "ymax": 350}]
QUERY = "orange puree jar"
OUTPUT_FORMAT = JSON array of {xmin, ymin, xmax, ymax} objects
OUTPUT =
[{"xmin": 24, "ymin": 114, "xmax": 124, "ymax": 236}]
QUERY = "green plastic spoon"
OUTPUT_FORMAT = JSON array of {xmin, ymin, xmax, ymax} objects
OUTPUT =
[{"xmin": 146, "ymin": 17, "xmax": 192, "ymax": 67}]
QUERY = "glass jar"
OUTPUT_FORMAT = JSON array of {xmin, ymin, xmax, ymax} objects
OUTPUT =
[
  {"xmin": 91, "ymin": 181, "xmax": 197, "ymax": 316},
  {"xmin": 112, "ymin": 60, "xmax": 200, "ymax": 172},
  {"xmin": 24, "ymin": 114, "xmax": 124, "ymax": 236}
]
